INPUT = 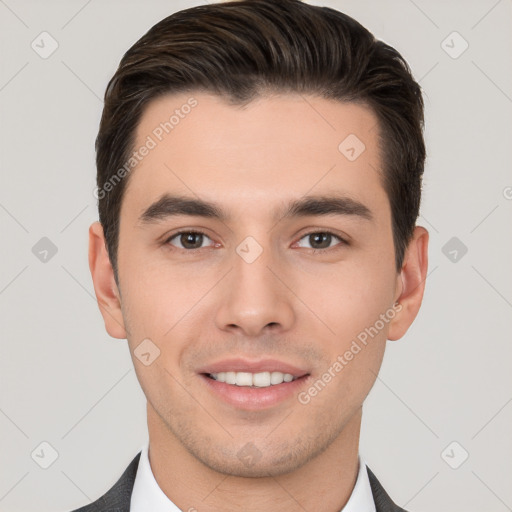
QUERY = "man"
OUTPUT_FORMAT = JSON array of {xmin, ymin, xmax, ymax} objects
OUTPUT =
[{"xmin": 80, "ymin": 0, "xmax": 428, "ymax": 510}]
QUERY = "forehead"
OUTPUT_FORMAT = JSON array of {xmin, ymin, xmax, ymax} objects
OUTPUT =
[{"xmin": 122, "ymin": 92, "xmax": 386, "ymax": 222}]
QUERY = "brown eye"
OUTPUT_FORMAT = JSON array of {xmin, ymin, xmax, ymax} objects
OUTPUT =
[
  {"xmin": 296, "ymin": 231, "xmax": 347, "ymax": 252},
  {"xmin": 309, "ymin": 232, "xmax": 333, "ymax": 249},
  {"xmin": 165, "ymin": 231, "xmax": 213, "ymax": 250}
]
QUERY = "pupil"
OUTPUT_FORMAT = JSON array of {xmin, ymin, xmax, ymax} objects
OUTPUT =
[
  {"xmin": 311, "ymin": 233, "xmax": 330, "ymax": 249},
  {"xmin": 182, "ymin": 233, "xmax": 202, "ymax": 248}
]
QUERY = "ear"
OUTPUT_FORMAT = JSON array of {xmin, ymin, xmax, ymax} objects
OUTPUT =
[
  {"xmin": 388, "ymin": 226, "xmax": 429, "ymax": 341},
  {"xmin": 88, "ymin": 221, "xmax": 127, "ymax": 339}
]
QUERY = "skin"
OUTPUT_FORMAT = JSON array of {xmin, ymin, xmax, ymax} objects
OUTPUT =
[{"xmin": 89, "ymin": 92, "xmax": 428, "ymax": 512}]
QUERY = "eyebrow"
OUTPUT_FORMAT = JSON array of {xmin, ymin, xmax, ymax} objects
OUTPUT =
[{"xmin": 137, "ymin": 193, "xmax": 373, "ymax": 226}]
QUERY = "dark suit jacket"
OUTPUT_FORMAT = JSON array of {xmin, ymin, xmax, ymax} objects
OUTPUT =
[{"xmin": 71, "ymin": 451, "xmax": 408, "ymax": 512}]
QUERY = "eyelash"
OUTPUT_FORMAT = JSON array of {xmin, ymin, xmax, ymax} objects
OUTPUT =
[{"xmin": 163, "ymin": 229, "xmax": 348, "ymax": 254}]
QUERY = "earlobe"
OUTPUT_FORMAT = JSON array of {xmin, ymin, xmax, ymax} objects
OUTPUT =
[
  {"xmin": 88, "ymin": 221, "xmax": 127, "ymax": 339},
  {"xmin": 387, "ymin": 226, "xmax": 429, "ymax": 341}
]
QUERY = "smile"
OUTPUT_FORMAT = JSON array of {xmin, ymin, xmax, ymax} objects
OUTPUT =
[{"xmin": 208, "ymin": 371, "xmax": 298, "ymax": 387}]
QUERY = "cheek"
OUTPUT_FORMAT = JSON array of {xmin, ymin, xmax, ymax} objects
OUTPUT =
[
  {"xmin": 120, "ymin": 248, "xmax": 188, "ymax": 325},
  {"xmin": 302, "ymin": 257, "xmax": 397, "ymax": 347},
  {"xmin": 120, "ymin": 259, "xmax": 211, "ymax": 366},
  {"xmin": 298, "ymin": 272, "xmax": 392, "ymax": 412}
]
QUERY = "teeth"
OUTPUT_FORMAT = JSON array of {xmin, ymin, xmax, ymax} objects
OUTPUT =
[
  {"xmin": 209, "ymin": 371, "xmax": 297, "ymax": 387},
  {"xmin": 225, "ymin": 371, "xmax": 236, "ymax": 384},
  {"xmin": 235, "ymin": 372, "xmax": 253, "ymax": 386},
  {"xmin": 253, "ymin": 372, "xmax": 270, "ymax": 387}
]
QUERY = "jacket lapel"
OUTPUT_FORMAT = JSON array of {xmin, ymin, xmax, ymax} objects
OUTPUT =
[
  {"xmin": 71, "ymin": 452, "xmax": 141, "ymax": 512},
  {"xmin": 366, "ymin": 466, "xmax": 408, "ymax": 512}
]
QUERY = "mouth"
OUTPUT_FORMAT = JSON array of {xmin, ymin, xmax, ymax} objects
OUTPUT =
[{"xmin": 197, "ymin": 359, "xmax": 311, "ymax": 409}]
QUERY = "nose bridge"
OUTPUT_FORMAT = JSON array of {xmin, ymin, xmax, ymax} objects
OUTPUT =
[{"xmin": 214, "ymin": 235, "xmax": 295, "ymax": 335}]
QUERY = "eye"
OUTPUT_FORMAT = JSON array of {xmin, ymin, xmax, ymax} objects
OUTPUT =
[
  {"xmin": 163, "ymin": 229, "xmax": 348, "ymax": 253},
  {"xmin": 295, "ymin": 231, "xmax": 347, "ymax": 252},
  {"xmin": 164, "ymin": 230, "xmax": 215, "ymax": 250}
]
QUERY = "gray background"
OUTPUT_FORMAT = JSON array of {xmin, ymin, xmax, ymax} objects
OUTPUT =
[{"xmin": 1, "ymin": 0, "xmax": 511, "ymax": 511}]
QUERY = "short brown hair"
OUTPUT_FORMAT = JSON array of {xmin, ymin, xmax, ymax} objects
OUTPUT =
[{"xmin": 95, "ymin": 0, "xmax": 425, "ymax": 284}]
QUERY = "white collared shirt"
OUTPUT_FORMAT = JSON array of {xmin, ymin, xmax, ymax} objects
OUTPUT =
[{"xmin": 130, "ymin": 439, "xmax": 376, "ymax": 511}]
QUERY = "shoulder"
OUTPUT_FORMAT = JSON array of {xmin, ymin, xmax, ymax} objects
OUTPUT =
[
  {"xmin": 366, "ymin": 466, "xmax": 409, "ymax": 512},
  {"xmin": 69, "ymin": 452, "xmax": 141, "ymax": 512}
]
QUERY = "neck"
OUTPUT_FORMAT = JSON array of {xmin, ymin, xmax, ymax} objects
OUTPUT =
[{"xmin": 146, "ymin": 404, "xmax": 362, "ymax": 512}]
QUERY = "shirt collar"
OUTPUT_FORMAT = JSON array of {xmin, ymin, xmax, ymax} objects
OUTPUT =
[{"xmin": 130, "ymin": 439, "xmax": 376, "ymax": 512}]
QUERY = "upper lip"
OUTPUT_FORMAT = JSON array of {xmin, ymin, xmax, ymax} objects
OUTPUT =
[{"xmin": 197, "ymin": 358, "xmax": 309, "ymax": 378}]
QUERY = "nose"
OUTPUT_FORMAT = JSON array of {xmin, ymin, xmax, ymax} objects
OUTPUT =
[{"xmin": 214, "ymin": 243, "xmax": 295, "ymax": 338}]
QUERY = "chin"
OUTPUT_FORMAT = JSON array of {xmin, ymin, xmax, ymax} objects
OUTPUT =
[
  {"xmin": 199, "ymin": 452, "xmax": 302, "ymax": 478},
  {"xmin": 190, "ymin": 434, "xmax": 333, "ymax": 479}
]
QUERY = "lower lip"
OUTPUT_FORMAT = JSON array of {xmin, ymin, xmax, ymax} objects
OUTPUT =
[{"xmin": 200, "ymin": 374, "xmax": 309, "ymax": 410}]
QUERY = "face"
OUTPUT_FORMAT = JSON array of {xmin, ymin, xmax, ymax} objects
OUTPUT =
[{"xmin": 90, "ymin": 92, "xmax": 426, "ymax": 478}]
